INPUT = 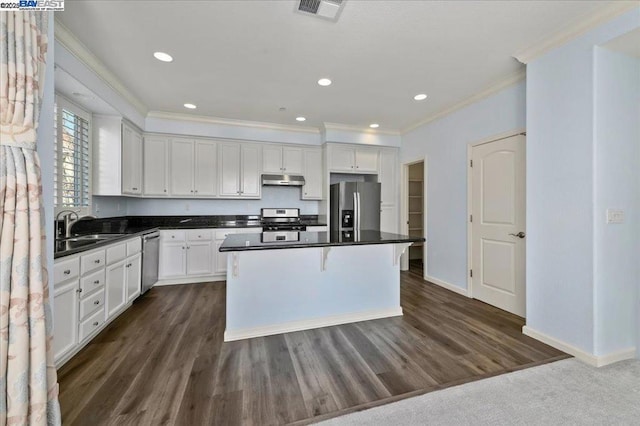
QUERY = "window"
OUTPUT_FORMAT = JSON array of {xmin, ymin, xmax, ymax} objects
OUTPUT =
[{"xmin": 54, "ymin": 95, "xmax": 92, "ymax": 215}]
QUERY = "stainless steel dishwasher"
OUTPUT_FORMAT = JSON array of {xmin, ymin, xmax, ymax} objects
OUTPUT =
[{"xmin": 141, "ymin": 231, "xmax": 160, "ymax": 294}]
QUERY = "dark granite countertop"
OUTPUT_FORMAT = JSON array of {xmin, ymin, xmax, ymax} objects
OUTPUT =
[
  {"xmin": 54, "ymin": 215, "xmax": 327, "ymax": 259},
  {"xmin": 54, "ymin": 228, "xmax": 157, "ymax": 259},
  {"xmin": 219, "ymin": 231, "xmax": 424, "ymax": 252}
]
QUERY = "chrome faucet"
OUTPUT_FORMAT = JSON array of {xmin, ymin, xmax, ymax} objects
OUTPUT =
[{"xmin": 55, "ymin": 210, "xmax": 97, "ymax": 238}]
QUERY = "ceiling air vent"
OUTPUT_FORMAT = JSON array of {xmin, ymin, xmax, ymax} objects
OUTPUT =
[{"xmin": 297, "ymin": 0, "xmax": 346, "ymax": 22}]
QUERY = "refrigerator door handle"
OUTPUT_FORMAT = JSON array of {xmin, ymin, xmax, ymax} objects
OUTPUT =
[
  {"xmin": 357, "ymin": 192, "xmax": 361, "ymax": 231},
  {"xmin": 353, "ymin": 192, "xmax": 359, "ymax": 231}
]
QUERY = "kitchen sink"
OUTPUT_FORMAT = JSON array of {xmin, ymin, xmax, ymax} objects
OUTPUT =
[{"xmin": 61, "ymin": 233, "xmax": 127, "ymax": 242}]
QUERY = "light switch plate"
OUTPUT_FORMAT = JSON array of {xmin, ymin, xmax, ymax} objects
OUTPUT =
[{"xmin": 606, "ymin": 209, "xmax": 624, "ymax": 224}]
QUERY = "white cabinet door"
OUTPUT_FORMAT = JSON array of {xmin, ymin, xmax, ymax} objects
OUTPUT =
[
  {"xmin": 170, "ymin": 138, "xmax": 195, "ymax": 196},
  {"xmin": 262, "ymin": 145, "xmax": 282, "ymax": 173},
  {"xmin": 186, "ymin": 241, "xmax": 214, "ymax": 276},
  {"xmin": 214, "ymin": 239, "xmax": 228, "ymax": 274},
  {"xmin": 219, "ymin": 143, "xmax": 241, "ymax": 197},
  {"xmin": 143, "ymin": 136, "xmax": 169, "ymax": 196},
  {"xmin": 126, "ymin": 253, "xmax": 141, "ymax": 302},
  {"xmin": 53, "ymin": 280, "xmax": 79, "ymax": 363},
  {"xmin": 105, "ymin": 260, "xmax": 127, "ymax": 318},
  {"xmin": 302, "ymin": 149, "xmax": 323, "ymax": 200},
  {"xmin": 355, "ymin": 148, "xmax": 379, "ymax": 172},
  {"xmin": 378, "ymin": 148, "xmax": 397, "ymax": 205},
  {"xmin": 330, "ymin": 146, "xmax": 356, "ymax": 171},
  {"xmin": 240, "ymin": 144, "xmax": 261, "ymax": 197},
  {"xmin": 380, "ymin": 204, "xmax": 398, "ymax": 233},
  {"xmin": 282, "ymin": 147, "xmax": 304, "ymax": 174},
  {"xmin": 194, "ymin": 140, "xmax": 217, "ymax": 196},
  {"xmin": 159, "ymin": 241, "xmax": 186, "ymax": 278},
  {"xmin": 122, "ymin": 123, "xmax": 143, "ymax": 195}
]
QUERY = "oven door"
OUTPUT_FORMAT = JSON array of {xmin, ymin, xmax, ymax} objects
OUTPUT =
[{"xmin": 261, "ymin": 231, "xmax": 300, "ymax": 243}]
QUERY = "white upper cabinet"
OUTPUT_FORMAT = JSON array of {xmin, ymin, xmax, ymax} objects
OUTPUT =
[
  {"xmin": 302, "ymin": 148, "xmax": 323, "ymax": 200},
  {"xmin": 143, "ymin": 136, "xmax": 169, "ymax": 196},
  {"xmin": 194, "ymin": 141, "xmax": 217, "ymax": 196},
  {"xmin": 327, "ymin": 144, "xmax": 379, "ymax": 173},
  {"xmin": 263, "ymin": 145, "xmax": 303, "ymax": 174},
  {"xmin": 219, "ymin": 142, "xmax": 261, "ymax": 198},
  {"xmin": 93, "ymin": 116, "xmax": 143, "ymax": 196},
  {"xmin": 168, "ymin": 138, "xmax": 217, "ymax": 197},
  {"xmin": 121, "ymin": 122, "xmax": 143, "ymax": 195},
  {"xmin": 378, "ymin": 148, "xmax": 397, "ymax": 205},
  {"xmin": 170, "ymin": 138, "xmax": 195, "ymax": 196}
]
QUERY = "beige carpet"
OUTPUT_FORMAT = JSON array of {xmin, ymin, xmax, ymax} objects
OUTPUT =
[{"xmin": 319, "ymin": 358, "xmax": 640, "ymax": 425}]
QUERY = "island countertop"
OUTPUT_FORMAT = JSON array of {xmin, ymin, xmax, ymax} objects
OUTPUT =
[{"xmin": 219, "ymin": 230, "xmax": 424, "ymax": 252}]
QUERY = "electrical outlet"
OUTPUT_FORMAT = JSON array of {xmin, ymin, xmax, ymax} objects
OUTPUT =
[{"xmin": 606, "ymin": 209, "xmax": 624, "ymax": 224}]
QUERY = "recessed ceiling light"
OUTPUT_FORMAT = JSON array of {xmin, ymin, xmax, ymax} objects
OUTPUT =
[
  {"xmin": 317, "ymin": 78, "xmax": 332, "ymax": 86},
  {"xmin": 414, "ymin": 93, "xmax": 428, "ymax": 101},
  {"xmin": 369, "ymin": 123, "xmax": 379, "ymax": 129},
  {"xmin": 296, "ymin": 116, "xmax": 306, "ymax": 122},
  {"xmin": 184, "ymin": 103, "xmax": 197, "ymax": 109},
  {"xmin": 153, "ymin": 51, "xmax": 173, "ymax": 62}
]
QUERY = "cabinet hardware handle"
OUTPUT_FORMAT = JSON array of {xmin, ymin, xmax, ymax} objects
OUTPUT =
[
  {"xmin": 182, "ymin": 246, "xmax": 185, "ymax": 250},
  {"xmin": 93, "ymin": 280, "xmax": 100, "ymax": 284},
  {"xmin": 64, "ymin": 269, "xmax": 71, "ymax": 275},
  {"xmin": 94, "ymin": 259, "xmax": 100, "ymax": 264},
  {"xmin": 93, "ymin": 321, "xmax": 99, "ymax": 326},
  {"xmin": 77, "ymin": 288, "xmax": 83, "ymax": 293},
  {"xmin": 132, "ymin": 187, "xmax": 138, "ymax": 191},
  {"xmin": 94, "ymin": 300, "xmax": 100, "ymax": 305},
  {"xmin": 190, "ymin": 190, "xmax": 194, "ymax": 193},
  {"xmin": 164, "ymin": 189, "xmax": 167, "ymax": 192},
  {"xmin": 356, "ymin": 166, "xmax": 359, "ymax": 168}
]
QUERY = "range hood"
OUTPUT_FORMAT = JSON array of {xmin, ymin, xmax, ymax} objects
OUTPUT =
[{"xmin": 262, "ymin": 174, "xmax": 306, "ymax": 186}]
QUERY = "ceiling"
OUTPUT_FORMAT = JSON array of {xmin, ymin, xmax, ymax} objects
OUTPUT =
[
  {"xmin": 603, "ymin": 28, "xmax": 640, "ymax": 58},
  {"xmin": 56, "ymin": 1, "xmax": 629, "ymax": 132}
]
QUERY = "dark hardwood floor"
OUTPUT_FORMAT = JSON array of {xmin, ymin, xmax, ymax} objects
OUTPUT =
[{"xmin": 58, "ymin": 268, "xmax": 567, "ymax": 425}]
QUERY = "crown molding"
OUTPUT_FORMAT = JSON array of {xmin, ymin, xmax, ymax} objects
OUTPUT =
[
  {"xmin": 54, "ymin": 19, "xmax": 148, "ymax": 116},
  {"xmin": 403, "ymin": 69, "xmax": 526, "ymax": 134},
  {"xmin": 513, "ymin": 2, "xmax": 639, "ymax": 64},
  {"xmin": 322, "ymin": 122, "xmax": 402, "ymax": 136},
  {"xmin": 146, "ymin": 111, "xmax": 321, "ymax": 134}
]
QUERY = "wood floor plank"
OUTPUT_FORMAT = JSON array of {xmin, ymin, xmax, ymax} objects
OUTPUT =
[{"xmin": 58, "ymin": 275, "xmax": 567, "ymax": 425}]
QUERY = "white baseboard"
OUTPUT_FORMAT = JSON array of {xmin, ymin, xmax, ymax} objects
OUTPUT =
[
  {"xmin": 155, "ymin": 275, "xmax": 225, "ymax": 286},
  {"xmin": 224, "ymin": 306, "xmax": 403, "ymax": 342},
  {"xmin": 424, "ymin": 275, "xmax": 468, "ymax": 297},
  {"xmin": 522, "ymin": 326, "xmax": 636, "ymax": 367}
]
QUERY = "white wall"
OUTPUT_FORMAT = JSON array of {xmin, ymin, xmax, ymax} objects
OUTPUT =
[
  {"xmin": 125, "ymin": 186, "xmax": 319, "ymax": 216},
  {"xmin": 526, "ymin": 8, "xmax": 639, "ymax": 356},
  {"xmin": 400, "ymin": 81, "xmax": 526, "ymax": 290},
  {"xmin": 593, "ymin": 47, "xmax": 640, "ymax": 356}
]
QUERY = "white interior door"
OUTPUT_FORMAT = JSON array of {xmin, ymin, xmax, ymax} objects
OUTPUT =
[{"xmin": 471, "ymin": 135, "xmax": 526, "ymax": 317}]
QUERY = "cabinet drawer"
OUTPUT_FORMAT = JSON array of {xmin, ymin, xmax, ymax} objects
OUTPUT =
[
  {"xmin": 79, "ymin": 308, "xmax": 105, "ymax": 342},
  {"xmin": 80, "ymin": 250, "xmax": 106, "ymax": 275},
  {"xmin": 79, "ymin": 289, "xmax": 105, "ymax": 320},
  {"xmin": 54, "ymin": 257, "xmax": 80, "ymax": 285},
  {"xmin": 187, "ymin": 229, "xmax": 212, "ymax": 241},
  {"xmin": 106, "ymin": 243, "xmax": 127, "ymax": 265},
  {"xmin": 80, "ymin": 269, "xmax": 105, "ymax": 296},
  {"xmin": 161, "ymin": 230, "xmax": 186, "ymax": 242},
  {"xmin": 126, "ymin": 237, "xmax": 142, "ymax": 256}
]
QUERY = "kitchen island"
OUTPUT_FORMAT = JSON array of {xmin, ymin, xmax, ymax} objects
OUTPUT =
[{"xmin": 219, "ymin": 230, "xmax": 424, "ymax": 341}]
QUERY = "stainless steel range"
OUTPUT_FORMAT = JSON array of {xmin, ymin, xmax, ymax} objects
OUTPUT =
[{"xmin": 261, "ymin": 208, "xmax": 305, "ymax": 242}]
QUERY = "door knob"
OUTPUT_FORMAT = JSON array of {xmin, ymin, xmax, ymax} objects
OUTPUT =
[{"xmin": 509, "ymin": 232, "xmax": 526, "ymax": 238}]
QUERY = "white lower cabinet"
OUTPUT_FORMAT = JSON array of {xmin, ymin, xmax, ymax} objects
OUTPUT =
[
  {"xmin": 53, "ymin": 279, "xmax": 79, "ymax": 362},
  {"xmin": 53, "ymin": 236, "xmax": 142, "ymax": 367},
  {"xmin": 158, "ymin": 229, "xmax": 219, "ymax": 281},
  {"xmin": 214, "ymin": 228, "xmax": 261, "ymax": 275}
]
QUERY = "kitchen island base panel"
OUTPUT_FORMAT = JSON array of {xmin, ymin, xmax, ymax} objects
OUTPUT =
[
  {"xmin": 224, "ymin": 306, "xmax": 402, "ymax": 341},
  {"xmin": 224, "ymin": 243, "xmax": 405, "ymax": 341}
]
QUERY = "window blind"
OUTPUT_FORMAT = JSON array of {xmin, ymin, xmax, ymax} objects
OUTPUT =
[{"xmin": 54, "ymin": 102, "xmax": 90, "ymax": 209}]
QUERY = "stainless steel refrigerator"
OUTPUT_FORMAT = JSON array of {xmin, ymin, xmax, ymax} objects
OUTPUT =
[{"xmin": 330, "ymin": 182, "xmax": 381, "ymax": 232}]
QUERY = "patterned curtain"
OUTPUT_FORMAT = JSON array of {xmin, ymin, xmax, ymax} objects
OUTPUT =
[{"xmin": 0, "ymin": 11, "xmax": 61, "ymax": 426}]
